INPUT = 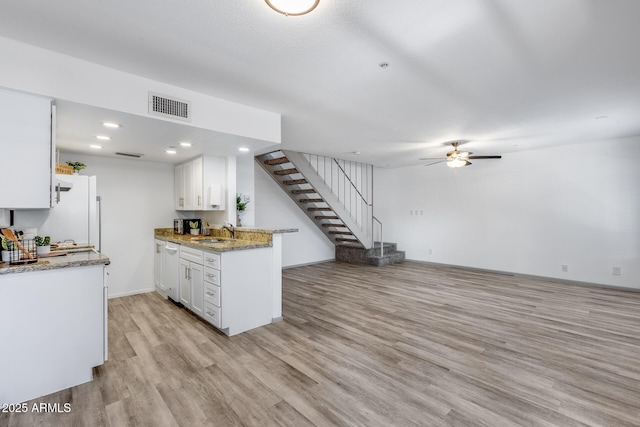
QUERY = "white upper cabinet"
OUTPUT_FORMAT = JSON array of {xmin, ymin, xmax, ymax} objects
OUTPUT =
[
  {"xmin": 0, "ymin": 88, "xmax": 54, "ymax": 209},
  {"xmin": 174, "ymin": 163, "xmax": 185, "ymax": 210},
  {"xmin": 175, "ymin": 155, "xmax": 226, "ymax": 211}
]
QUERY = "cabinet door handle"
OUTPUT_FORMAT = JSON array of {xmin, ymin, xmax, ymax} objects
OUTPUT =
[{"xmin": 56, "ymin": 183, "xmax": 61, "ymax": 204}]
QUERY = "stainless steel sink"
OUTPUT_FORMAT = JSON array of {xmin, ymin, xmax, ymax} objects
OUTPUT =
[{"xmin": 193, "ymin": 238, "xmax": 224, "ymax": 243}]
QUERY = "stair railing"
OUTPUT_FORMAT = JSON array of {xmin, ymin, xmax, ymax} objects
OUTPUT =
[
  {"xmin": 373, "ymin": 216, "xmax": 383, "ymax": 257},
  {"xmin": 303, "ymin": 153, "xmax": 374, "ymax": 247}
]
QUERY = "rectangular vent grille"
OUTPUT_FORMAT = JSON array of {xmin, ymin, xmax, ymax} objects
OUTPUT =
[
  {"xmin": 148, "ymin": 92, "xmax": 191, "ymax": 122},
  {"xmin": 115, "ymin": 152, "xmax": 143, "ymax": 158}
]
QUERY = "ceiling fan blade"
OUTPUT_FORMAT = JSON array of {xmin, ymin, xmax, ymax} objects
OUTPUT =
[
  {"xmin": 468, "ymin": 155, "xmax": 501, "ymax": 159},
  {"xmin": 423, "ymin": 160, "xmax": 445, "ymax": 167}
]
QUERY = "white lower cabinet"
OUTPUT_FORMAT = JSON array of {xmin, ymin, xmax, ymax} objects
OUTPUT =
[
  {"xmin": 156, "ymin": 239, "xmax": 274, "ymax": 336},
  {"xmin": 0, "ymin": 264, "xmax": 107, "ymax": 404},
  {"xmin": 203, "ymin": 253, "xmax": 221, "ymax": 328},
  {"xmin": 154, "ymin": 240, "xmax": 164, "ymax": 294},
  {"xmin": 179, "ymin": 246, "xmax": 204, "ymax": 317}
]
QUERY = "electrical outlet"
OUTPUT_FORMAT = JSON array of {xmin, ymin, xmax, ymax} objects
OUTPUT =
[
  {"xmin": 612, "ymin": 267, "xmax": 621, "ymax": 276},
  {"xmin": 561, "ymin": 265, "xmax": 568, "ymax": 272}
]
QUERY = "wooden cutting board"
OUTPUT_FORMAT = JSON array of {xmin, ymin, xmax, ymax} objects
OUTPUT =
[{"xmin": 38, "ymin": 251, "xmax": 68, "ymax": 258}]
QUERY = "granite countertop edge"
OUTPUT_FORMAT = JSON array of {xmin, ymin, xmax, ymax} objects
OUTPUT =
[
  {"xmin": 155, "ymin": 235, "xmax": 272, "ymax": 253},
  {"xmin": 0, "ymin": 252, "xmax": 111, "ymax": 275}
]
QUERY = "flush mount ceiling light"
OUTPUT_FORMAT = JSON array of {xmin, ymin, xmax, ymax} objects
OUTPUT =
[
  {"xmin": 89, "ymin": 144, "xmax": 102, "ymax": 149},
  {"xmin": 166, "ymin": 149, "xmax": 177, "ymax": 154},
  {"xmin": 238, "ymin": 147, "xmax": 250, "ymax": 152},
  {"xmin": 265, "ymin": 0, "xmax": 319, "ymax": 16},
  {"xmin": 179, "ymin": 141, "xmax": 192, "ymax": 147},
  {"xmin": 95, "ymin": 135, "xmax": 111, "ymax": 141}
]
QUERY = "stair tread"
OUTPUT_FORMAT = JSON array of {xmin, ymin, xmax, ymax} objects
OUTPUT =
[
  {"xmin": 274, "ymin": 168, "xmax": 299, "ymax": 176},
  {"xmin": 308, "ymin": 207, "xmax": 332, "ymax": 211},
  {"xmin": 283, "ymin": 179, "xmax": 308, "ymax": 185},
  {"xmin": 292, "ymin": 189, "xmax": 317, "ymax": 194},
  {"xmin": 264, "ymin": 157, "xmax": 290, "ymax": 166},
  {"xmin": 315, "ymin": 216, "xmax": 340, "ymax": 220},
  {"xmin": 299, "ymin": 198, "xmax": 324, "ymax": 203},
  {"xmin": 322, "ymin": 223, "xmax": 348, "ymax": 227},
  {"xmin": 328, "ymin": 231, "xmax": 353, "ymax": 235}
]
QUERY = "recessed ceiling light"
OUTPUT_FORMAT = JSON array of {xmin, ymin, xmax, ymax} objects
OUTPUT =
[
  {"xmin": 102, "ymin": 122, "xmax": 121, "ymax": 128},
  {"xmin": 166, "ymin": 149, "xmax": 177, "ymax": 154},
  {"xmin": 238, "ymin": 147, "xmax": 250, "ymax": 152},
  {"xmin": 179, "ymin": 142, "xmax": 192, "ymax": 147},
  {"xmin": 89, "ymin": 144, "xmax": 102, "ymax": 149},
  {"xmin": 95, "ymin": 135, "xmax": 111, "ymax": 141}
]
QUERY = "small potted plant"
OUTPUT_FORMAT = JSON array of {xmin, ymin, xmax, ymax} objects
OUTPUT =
[
  {"xmin": 35, "ymin": 235, "xmax": 51, "ymax": 256},
  {"xmin": 66, "ymin": 161, "xmax": 86, "ymax": 175},
  {"xmin": 1, "ymin": 235, "xmax": 15, "ymax": 262},
  {"xmin": 236, "ymin": 194, "xmax": 250, "ymax": 227},
  {"xmin": 188, "ymin": 221, "xmax": 200, "ymax": 235}
]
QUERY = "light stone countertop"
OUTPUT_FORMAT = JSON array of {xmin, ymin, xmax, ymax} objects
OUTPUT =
[
  {"xmin": 154, "ymin": 227, "xmax": 297, "ymax": 253},
  {"xmin": 0, "ymin": 250, "xmax": 110, "ymax": 275}
]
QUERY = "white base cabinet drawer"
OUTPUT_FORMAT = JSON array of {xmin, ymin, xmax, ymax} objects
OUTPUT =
[
  {"xmin": 203, "ymin": 302, "xmax": 221, "ymax": 328},
  {"xmin": 204, "ymin": 282, "xmax": 220, "ymax": 307},
  {"xmin": 204, "ymin": 266, "xmax": 220, "ymax": 286},
  {"xmin": 180, "ymin": 246, "xmax": 203, "ymax": 264},
  {"xmin": 203, "ymin": 252, "xmax": 220, "ymax": 269}
]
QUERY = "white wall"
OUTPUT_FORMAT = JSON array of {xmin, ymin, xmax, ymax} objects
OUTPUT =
[
  {"xmin": 58, "ymin": 153, "xmax": 175, "ymax": 298},
  {"xmin": 375, "ymin": 136, "xmax": 640, "ymax": 289},
  {"xmin": 0, "ymin": 36, "xmax": 280, "ymax": 143},
  {"xmin": 254, "ymin": 164, "xmax": 334, "ymax": 267},
  {"xmin": 236, "ymin": 153, "xmax": 255, "ymax": 227}
]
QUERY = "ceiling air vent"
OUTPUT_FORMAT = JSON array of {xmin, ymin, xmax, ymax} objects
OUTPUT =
[
  {"xmin": 115, "ymin": 152, "xmax": 144, "ymax": 158},
  {"xmin": 148, "ymin": 92, "xmax": 191, "ymax": 122}
]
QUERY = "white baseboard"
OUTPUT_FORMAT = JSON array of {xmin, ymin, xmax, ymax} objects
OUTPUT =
[
  {"xmin": 108, "ymin": 287, "xmax": 155, "ymax": 299},
  {"xmin": 405, "ymin": 259, "xmax": 640, "ymax": 293},
  {"xmin": 282, "ymin": 258, "xmax": 335, "ymax": 269}
]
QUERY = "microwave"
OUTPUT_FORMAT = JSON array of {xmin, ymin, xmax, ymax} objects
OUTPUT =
[{"xmin": 173, "ymin": 218, "xmax": 201, "ymax": 235}]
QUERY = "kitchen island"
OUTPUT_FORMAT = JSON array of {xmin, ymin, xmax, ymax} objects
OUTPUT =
[
  {"xmin": 154, "ymin": 227, "xmax": 296, "ymax": 336},
  {"xmin": 0, "ymin": 250, "xmax": 110, "ymax": 405}
]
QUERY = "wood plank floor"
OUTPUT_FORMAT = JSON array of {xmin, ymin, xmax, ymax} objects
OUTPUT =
[{"xmin": 3, "ymin": 261, "xmax": 640, "ymax": 426}]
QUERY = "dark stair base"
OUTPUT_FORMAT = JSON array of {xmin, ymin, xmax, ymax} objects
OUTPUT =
[{"xmin": 335, "ymin": 242, "xmax": 405, "ymax": 267}]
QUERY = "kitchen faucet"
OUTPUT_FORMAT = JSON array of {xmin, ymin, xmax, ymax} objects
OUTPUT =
[{"xmin": 222, "ymin": 223, "xmax": 235, "ymax": 239}]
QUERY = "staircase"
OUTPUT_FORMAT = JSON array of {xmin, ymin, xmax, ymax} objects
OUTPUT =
[{"xmin": 256, "ymin": 150, "xmax": 405, "ymax": 266}]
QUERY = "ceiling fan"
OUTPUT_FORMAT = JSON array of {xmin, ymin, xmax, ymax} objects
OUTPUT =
[{"xmin": 420, "ymin": 142, "xmax": 502, "ymax": 168}]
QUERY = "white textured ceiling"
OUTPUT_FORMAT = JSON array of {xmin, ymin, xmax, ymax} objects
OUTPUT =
[{"xmin": 1, "ymin": 0, "xmax": 639, "ymax": 167}]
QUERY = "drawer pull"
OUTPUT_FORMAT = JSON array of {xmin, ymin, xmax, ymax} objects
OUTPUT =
[
  {"xmin": 206, "ymin": 311, "xmax": 215, "ymax": 316},
  {"xmin": 205, "ymin": 291, "xmax": 215, "ymax": 297}
]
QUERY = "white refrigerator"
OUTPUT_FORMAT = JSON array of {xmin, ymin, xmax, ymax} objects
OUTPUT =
[{"xmin": 16, "ymin": 174, "xmax": 101, "ymax": 250}]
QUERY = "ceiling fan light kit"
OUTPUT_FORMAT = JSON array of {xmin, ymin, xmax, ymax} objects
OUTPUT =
[
  {"xmin": 265, "ymin": 0, "xmax": 320, "ymax": 16},
  {"xmin": 422, "ymin": 142, "xmax": 502, "ymax": 169},
  {"xmin": 447, "ymin": 158, "xmax": 469, "ymax": 168}
]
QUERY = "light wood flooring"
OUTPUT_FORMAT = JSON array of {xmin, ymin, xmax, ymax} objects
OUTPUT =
[{"xmin": 3, "ymin": 261, "xmax": 640, "ymax": 426}]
